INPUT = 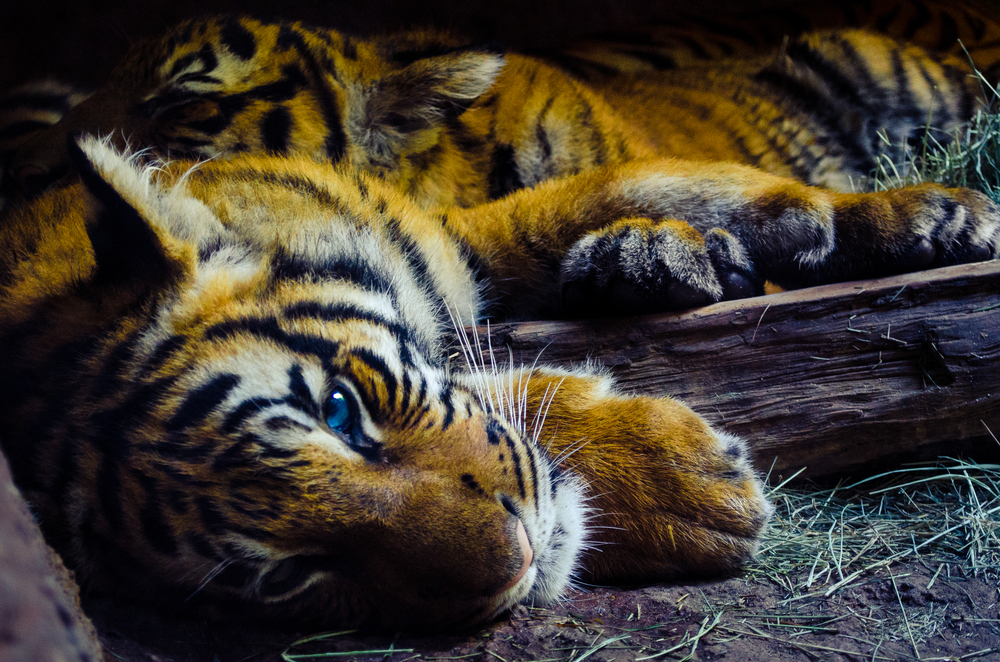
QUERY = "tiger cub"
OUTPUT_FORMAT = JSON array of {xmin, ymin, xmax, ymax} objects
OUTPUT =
[
  {"xmin": 0, "ymin": 80, "xmax": 88, "ymax": 213},
  {"xmin": 0, "ymin": 136, "xmax": 772, "ymax": 629},
  {"xmin": 4, "ymin": 6, "xmax": 999, "ymax": 315},
  {"xmin": 0, "ymin": 0, "xmax": 998, "ymax": 631}
]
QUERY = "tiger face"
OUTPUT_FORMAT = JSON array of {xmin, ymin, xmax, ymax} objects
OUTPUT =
[
  {"xmin": 0, "ymin": 136, "xmax": 587, "ymax": 629},
  {"xmin": 7, "ymin": 17, "xmax": 510, "ymax": 208}
]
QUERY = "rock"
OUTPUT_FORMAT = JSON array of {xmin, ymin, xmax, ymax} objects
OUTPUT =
[{"xmin": 0, "ymin": 449, "xmax": 104, "ymax": 662}]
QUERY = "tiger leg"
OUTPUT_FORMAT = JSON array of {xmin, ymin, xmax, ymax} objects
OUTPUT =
[
  {"xmin": 443, "ymin": 159, "xmax": 999, "ymax": 317},
  {"xmin": 478, "ymin": 365, "xmax": 770, "ymax": 582}
]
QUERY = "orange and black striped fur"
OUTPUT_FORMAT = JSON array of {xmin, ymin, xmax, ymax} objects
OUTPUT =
[{"xmin": 1, "ymin": 0, "xmax": 999, "ymax": 631}]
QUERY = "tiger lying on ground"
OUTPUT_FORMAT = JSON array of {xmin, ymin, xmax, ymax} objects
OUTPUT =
[{"xmin": 1, "ymin": 0, "xmax": 998, "ymax": 631}]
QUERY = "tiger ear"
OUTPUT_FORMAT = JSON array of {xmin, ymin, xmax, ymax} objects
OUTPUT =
[
  {"xmin": 353, "ymin": 49, "xmax": 505, "ymax": 164},
  {"xmin": 69, "ymin": 135, "xmax": 194, "ymax": 288}
]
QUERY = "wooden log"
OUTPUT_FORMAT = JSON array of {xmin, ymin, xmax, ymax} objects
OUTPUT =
[{"xmin": 472, "ymin": 261, "xmax": 1000, "ymax": 480}]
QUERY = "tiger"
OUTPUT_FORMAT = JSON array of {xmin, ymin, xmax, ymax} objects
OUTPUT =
[
  {"xmin": 0, "ymin": 79, "xmax": 88, "ymax": 214},
  {"xmin": 1, "ymin": 0, "xmax": 999, "ymax": 632}
]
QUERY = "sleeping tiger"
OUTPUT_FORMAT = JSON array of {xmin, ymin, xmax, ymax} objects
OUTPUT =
[{"xmin": 1, "ymin": 0, "xmax": 998, "ymax": 631}]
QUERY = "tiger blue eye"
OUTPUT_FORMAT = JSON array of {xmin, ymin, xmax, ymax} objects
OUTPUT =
[{"xmin": 325, "ymin": 388, "xmax": 352, "ymax": 433}]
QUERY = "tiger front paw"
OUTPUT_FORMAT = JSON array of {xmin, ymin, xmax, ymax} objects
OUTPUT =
[
  {"xmin": 538, "ymin": 374, "xmax": 771, "ymax": 582},
  {"xmin": 559, "ymin": 217, "xmax": 764, "ymax": 316}
]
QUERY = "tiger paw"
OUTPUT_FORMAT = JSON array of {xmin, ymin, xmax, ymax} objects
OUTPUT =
[
  {"xmin": 767, "ymin": 184, "xmax": 1000, "ymax": 286},
  {"xmin": 864, "ymin": 185, "xmax": 998, "ymax": 269},
  {"xmin": 538, "ymin": 376, "xmax": 772, "ymax": 582},
  {"xmin": 559, "ymin": 217, "xmax": 764, "ymax": 316}
]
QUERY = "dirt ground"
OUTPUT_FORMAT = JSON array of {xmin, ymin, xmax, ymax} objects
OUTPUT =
[{"xmin": 89, "ymin": 560, "xmax": 999, "ymax": 662}]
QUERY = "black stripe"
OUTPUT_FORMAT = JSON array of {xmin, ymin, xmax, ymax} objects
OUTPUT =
[
  {"xmin": 276, "ymin": 24, "xmax": 302, "ymax": 51},
  {"xmin": 273, "ymin": 25, "xmax": 347, "ymax": 161},
  {"xmin": 576, "ymin": 99, "xmax": 607, "ymax": 167},
  {"xmin": 401, "ymin": 401, "xmax": 430, "ymax": 431},
  {"xmin": 348, "ymin": 348, "xmax": 398, "ymax": 415},
  {"xmin": 543, "ymin": 53, "xmax": 623, "ymax": 80},
  {"xmin": 222, "ymin": 395, "xmax": 283, "ymax": 433},
  {"xmin": 181, "ymin": 111, "xmax": 232, "ymax": 136},
  {"xmin": 187, "ymin": 533, "xmax": 218, "ymax": 560},
  {"xmin": 272, "ymin": 248, "xmax": 397, "ymax": 296},
  {"xmin": 752, "ymin": 68, "xmax": 873, "ymax": 174},
  {"xmin": 265, "ymin": 415, "xmax": 313, "ymax": 432},
  {"xmin": 619, "ymin": 47, "xmax": 681, "ymax": 71},
  {"xmin": 91, "ymin": 374, "xmax": 179, "ymax": 458},
  {"xmin": 381, "ymin": 215, "xmax": 448, "ymax": 342},
  {"xmin": 174, "ymin": 73, "xmax": 223, "ymax": 86},
  {"xmin": 139, "ymin": 475, "xmax": 178, "ymax": 555},
  {"xmin": 783, "ymin": 38, "xmax": 869, "ymax": 114},
  {"xmin": 236, "ymin": 171, "xmax": 347, "ymax": 208},
  {"xmin": 534, "ymin": 97, "xmax": 555, "ymax": 181},
  {"xmin": 262, "ymin": 106, "xmax": 293, "ymax": 153},
  {"xmin": 485, "ymin": 419, "xmax": 503, "ymax": 445},
  {"xmin": 165, "ymin": 488, "xmax": 189, "ymax": 514},
  {"xmin": 487, "ymin": 419, "xmax": 526, "ymax": 499},
  {"xmin": 168, "ymin": 52, "xmax": 200, "ymax": 80},
  {"xmin": 163, "ymin": 136, "xmax": 212, "ymax": 149},
  {"xmin": 196, "ymin": 495, "xmax": 228, "ymax": 535},
  {"xmin": 204, "ymin": 316, "xmax": 341, "ymax": 362},
  {"xmin": 247, "ymin": 65, "xmax": 306, "ymax": 103},
  {"xmin": 91, "ymin": 330, "xmax": 141, "ymax": 402},
  {"xmin": 283, "ymin": 301, "xmax": 416, "ymax": 364},
  {"xmin": 440, "ymin": 383, "xmax": 456, "ymax": 431},
  {"xmin": 488, "ymin": 143, "xmax": 524, "ymax": 199},
  {"xmin": 399, "ymin": 371, "xmax": 413, "ymax": 414},
  {"xmin": 889, "ymin": 49, "xmax": 927, "ymax": 130},
  {"xmin": 963, "ymin": 10, "xmax": 987, "ymax": 42},
  {"xmin": 522, "ymin": 433, "xmax": 541, "ymax": 509},
  {"xmin": 142, "ymin": 335, "xmax": 187, "ymax": 376},
  {"xmin": 136, "ymin": 89, "xmax": 203, "ymax": 118},
  {"xmin": 257, "ymin": 443, "xmax": 299, "ymax": 460},
  {"xmin": 165, "ymin": 373, "xmax": 241, "ymax": 433},
  {"xmin": 286, "ymin": 364, "xmax": 319, "ymax": 416},
  {"xmin": 220, "ymin": 17, "xmax": 258, "ymax": 61},
  {"xmin": 915, "ymin": 60, "xmax": 952, "ymax": 130},
  {"xmin": 212, "ymin": 432, "xmax": 257, "ymax": 471},
  {"xmin": 937, "ymin": 12, "xmax": 960, "ymax": 51},
  {"xmin": 876, "ymin": 5, "xmax": 902, "ymax": 34},
  {"xmin": 903, "ymin": 0, "xmax": 933, "ymax": 41},
  {"xmin": 399, "ymin": 374, "xmax": 429, "ymax": 429},
  {"xmin": 198, "ymin": 42, "xmax": 220, "ymax": 74}
]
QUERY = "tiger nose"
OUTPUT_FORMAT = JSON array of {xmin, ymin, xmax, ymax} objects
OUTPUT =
[{"xmin": 497, "ymin": 519, "xmax": 533, "ymax": 595}]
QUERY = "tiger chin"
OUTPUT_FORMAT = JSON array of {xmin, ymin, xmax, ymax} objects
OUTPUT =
[{"xmin": 0, "ymin": 136, "xmax": 770, "ymax": 630}]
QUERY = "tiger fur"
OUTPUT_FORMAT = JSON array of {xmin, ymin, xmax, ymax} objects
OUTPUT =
[
  {"xmin": 0, "ymin": 79, "xmax": 88, "ymax": 213},
  {"xmin": 1, "ymin": 0, "xmax": 999, "ymax": 631}
]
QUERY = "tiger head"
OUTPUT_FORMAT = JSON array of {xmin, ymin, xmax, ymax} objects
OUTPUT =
[
  {"xmin": 7, "ymin": 17, "xmax": 505, "ymax": 204},
  {"xmin": 0, "ymin": 136, "xmax": 586, "ymax": 629}
]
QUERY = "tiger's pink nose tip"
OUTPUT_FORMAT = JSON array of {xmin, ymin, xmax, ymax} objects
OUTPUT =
[{"xmin": 498, "ymin": 520, "xmax": 533, "ymax": 595}]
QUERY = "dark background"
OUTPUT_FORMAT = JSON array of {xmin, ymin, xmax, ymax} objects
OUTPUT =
[
  {"xmin": 4, "ymin": 0, "xmax": 997, "ymax": 92},
  {"xmin": 0, "ymin": 0, "xmax": 774, "ymax": 89}
]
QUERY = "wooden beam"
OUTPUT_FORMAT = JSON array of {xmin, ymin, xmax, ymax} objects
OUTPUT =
[{"xmin": 472, "ymin": 261, "xmax": 1000, "ymax": 479}]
